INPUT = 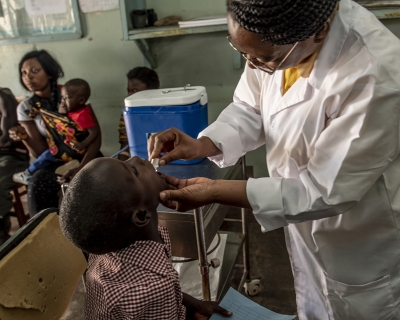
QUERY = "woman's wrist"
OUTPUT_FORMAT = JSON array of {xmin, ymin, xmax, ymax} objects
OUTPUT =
[
  {"xmin": 211, "ymin": 179, "xmax": 251, "ymax": 208},
  {"xmin": 197, "ymin": 136, "xmax": 222, "ymax": 159}
]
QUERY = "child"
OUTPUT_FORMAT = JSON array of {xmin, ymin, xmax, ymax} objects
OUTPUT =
[
  {"xmin": 59, "ymin": 157, "xmax": 232, "ymax": 320},
  {"xmin": 58, "ymin": 78, "xmax": 98, "ymax": 152},
  {"xmin": 12, "ymin": 78, "xmax": 98, "ymax": 185}
]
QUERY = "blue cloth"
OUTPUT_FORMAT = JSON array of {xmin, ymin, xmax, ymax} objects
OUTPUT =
[{"xmin": 27, "ymin": 149, "xmax": 57, "ymax": 174}]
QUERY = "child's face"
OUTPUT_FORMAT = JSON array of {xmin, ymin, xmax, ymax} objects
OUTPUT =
[
  {"xmin": 127, "ymin": 79, "xmax": 148, "ymax": 97},
  {"xmin": 60, "ymin": 86, "xmax": 84, "ymax": 112},
  {"xmin": 104, "ymin": 157, "xmax": 169, "ymax": 211}
]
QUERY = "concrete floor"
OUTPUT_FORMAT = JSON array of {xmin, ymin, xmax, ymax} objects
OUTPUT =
[
  {"xmin": 11, "ymin": 193, "xmax": 298, "ymax": 319},
  {"xmin": 221, "ymin": 208, "xmax": 297, "ymax": 317}
]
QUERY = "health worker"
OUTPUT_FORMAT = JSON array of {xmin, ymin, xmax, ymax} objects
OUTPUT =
[{"xmin": 148, "ymin": 0, "xmax": 400, "ymax": 318}]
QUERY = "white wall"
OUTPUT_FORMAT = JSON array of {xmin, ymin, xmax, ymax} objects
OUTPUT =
[{"xmin": 1, "ymin": 3, "xmax": 400, "ymax": 177}]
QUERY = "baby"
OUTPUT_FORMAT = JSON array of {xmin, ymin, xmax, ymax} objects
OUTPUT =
[
  {"xmin": 59, "ymin": 157, "xmax": 232, "ymax": 319},
  {"xmin": 58, "ymin": 78, "xmax": 98, "ymax": 152}
]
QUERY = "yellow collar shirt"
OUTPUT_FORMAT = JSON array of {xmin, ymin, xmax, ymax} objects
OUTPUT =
[
  {"xmin": 283, "ymin": 3, "xmax": 339, "ymax": 95},
  {"xmin": 282, "ymin": 45, "xmax": 322, "ymax": 95}
]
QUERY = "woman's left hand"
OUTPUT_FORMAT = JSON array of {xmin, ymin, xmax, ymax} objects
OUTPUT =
[
  {"xmin": 159, "ymin": 175, "xmax": 215, "ymax": 212},
  {"xmin": 61, "ymin": 167, "xmax": 81, "ymax": 182}
]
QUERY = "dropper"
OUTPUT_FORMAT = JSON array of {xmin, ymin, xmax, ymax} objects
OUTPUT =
[{"xmin": 151, "ymin": 158, "xmax": 160, "ymax": 171}]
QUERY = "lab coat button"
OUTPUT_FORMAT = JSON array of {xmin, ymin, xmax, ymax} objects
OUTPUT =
[{"xmin": 271, "ymin": 121, "xmax": 276, "ymax": 130}]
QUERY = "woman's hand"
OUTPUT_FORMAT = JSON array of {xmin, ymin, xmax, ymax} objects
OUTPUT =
[
  {"xmin": 148, "ymin": 128, "xmax": 199, "ymax": 166},
  {"xmin": 8, "ymin": 125, "xmax": 28, "ymax": 141},
  {"xmin": 147, "ymin": 128, "xmax": 222, "ymax": 166},
  {"xmin": 161, "ymin": 175, "xmax": 251, "ymax": 211},
  {"xmin": 159, "ymin": 175, "xmax": 215, "ymax": 212}
]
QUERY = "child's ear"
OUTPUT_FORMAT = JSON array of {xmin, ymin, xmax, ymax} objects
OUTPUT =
[
  {"xmin": 78, "ymin": 96, "xmax": 86, "ymax": 105},
  {"xmin": 131, "ymin": 210, "xmax": 151, "ymax": 227}
]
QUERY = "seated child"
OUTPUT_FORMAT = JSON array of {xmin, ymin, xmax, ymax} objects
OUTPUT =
[
  {"xmin": 58, "ymin": 78, "xmax": 98, "ymax": 152},
  {"xmin": 59, "ymin": 157, "xmax": 232, "ymax": 320},
  {"xmin": 12, "ymin": 78, "xmax": 98, "ymax": 185}
]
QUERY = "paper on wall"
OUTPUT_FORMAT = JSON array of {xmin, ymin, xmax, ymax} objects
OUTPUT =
[
  {"xmin": 78, "ymin": 0, "xmax": 119, "ymax": 13},
  {"xmin": 25, "ymin": 0, "xmax": 67, "ymax": 16}
]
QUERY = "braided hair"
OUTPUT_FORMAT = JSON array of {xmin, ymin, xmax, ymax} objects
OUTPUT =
[
  {"xmin": 19, "ymin": 50, "xmax": 64, "ymax": 110},
  {"xmin": 227, "ymin": 0, "xmax": 338, "ymax": 45}
]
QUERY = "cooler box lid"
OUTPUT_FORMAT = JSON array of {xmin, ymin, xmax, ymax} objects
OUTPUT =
[{"xmin": 125, "ymin": 86, "xmax": 207, "ymax": 107}]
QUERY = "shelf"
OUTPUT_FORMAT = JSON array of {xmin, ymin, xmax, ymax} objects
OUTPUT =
[
  {"xmin": 127, "ymin": 24, "xmax": 228, "ymax": 40},
  {"xmin": 370, "ymin": 8, "xmax": 400, "ymax": 19},
  {"xmin": 119, "ymin": 0, "xmax": 400, "ymax": 69},
  {"xmin": 123, "ymin": 7, "xmax": 400, "ymax": 40},
  {"xmin": 126, "ymin": 7, "xmax": 400, "ymax": 41}
]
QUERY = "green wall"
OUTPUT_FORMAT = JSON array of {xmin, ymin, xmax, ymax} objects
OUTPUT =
[{"xmin": 1, "ymin": 4, "xmax": 400, "ymax": 178}]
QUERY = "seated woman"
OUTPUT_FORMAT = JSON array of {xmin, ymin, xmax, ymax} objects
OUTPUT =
[
  {"xmin": 118, "ymin": 67, "xmax": 160, "ymax": 161},
  {"xmin": 8, "ymin": 50, "xmax": 102, "ymax": 216},
  {"xmin": 0, "ymin": 87, "xmax": 30, "ymax": 244}
]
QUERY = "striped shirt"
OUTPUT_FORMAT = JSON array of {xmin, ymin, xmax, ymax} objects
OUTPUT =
[{"xmin": 85, "ymin": 227, "xmax": 186, "ymax": 319}]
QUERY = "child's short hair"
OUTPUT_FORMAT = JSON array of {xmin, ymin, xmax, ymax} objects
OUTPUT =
[
  {"xmin": 59, "ymin": 162, "xmax": 135, "ymax": 254},
  {"xmin": 64, "ymin": 78, "xmax": 91, "ymax": 101},
  {"xmin": 127, "ymin": 67, "xmax": 160, "ymax": 89}
]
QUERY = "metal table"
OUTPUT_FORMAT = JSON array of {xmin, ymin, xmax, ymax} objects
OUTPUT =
[{"xmin": 157, "ymin": 157, "xmax": 254, "ymax": 301}]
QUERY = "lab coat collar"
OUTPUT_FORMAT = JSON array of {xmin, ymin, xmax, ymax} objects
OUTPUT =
[
  {"xmin": 308, "ymin": 0, "xmax": 352, "ymax": 90},
  {"xmin": 270, "ymin": 74, "xmax": 311, "ymax": 115},
  {"xmin": 265, "ymin": 0, "xmax": 352, "ymax": 115},
  {"xmin": 269, "ymin": 0, "xmax": 351, "ymax": 114}
]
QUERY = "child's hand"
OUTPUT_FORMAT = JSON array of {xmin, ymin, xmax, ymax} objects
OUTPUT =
[
  {"xmin": 71, "ymin": 142, "xmax": 86, "ymax": 152},
  {"xmin": 183, "ymin": 293, "xmax": 232, "ymax": 319},
  {"xmin": 190, "ymin": 300, "xmax": 232, "ymax": 319}
]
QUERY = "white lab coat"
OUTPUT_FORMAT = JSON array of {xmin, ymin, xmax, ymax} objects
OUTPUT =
[{"xmin": 200, "ymin": 0, "xmax": 400, "ymax": 318}]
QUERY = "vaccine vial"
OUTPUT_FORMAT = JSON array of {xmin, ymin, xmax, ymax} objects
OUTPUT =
[{"xmin": 151, "ymin": 158, "xmax": 160, "ymax": 170}]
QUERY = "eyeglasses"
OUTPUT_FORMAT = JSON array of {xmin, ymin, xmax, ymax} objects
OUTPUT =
[{"xmin": 226, "ymin": 34, "xmax": 298, "ymax": 75}]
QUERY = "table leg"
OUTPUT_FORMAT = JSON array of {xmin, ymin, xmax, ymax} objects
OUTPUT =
[{"xmin": 194, "ymin": 207, "xmax": 211, "ymax": 301}]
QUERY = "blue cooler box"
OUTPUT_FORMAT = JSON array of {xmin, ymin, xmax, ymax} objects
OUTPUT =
[{"xmin": 123, "ymin": 86, "xmax": 208, "ymax": 164}]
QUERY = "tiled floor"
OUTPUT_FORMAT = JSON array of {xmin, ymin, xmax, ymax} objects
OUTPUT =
[{"xmin": 12, "ymin": 194, "xmax": 297, "ymax": 319}]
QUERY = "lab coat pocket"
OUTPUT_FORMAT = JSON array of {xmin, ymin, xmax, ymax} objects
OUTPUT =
[{"xmin": 324, "ymin": 274, "xmax": 395, "ymax": 320}]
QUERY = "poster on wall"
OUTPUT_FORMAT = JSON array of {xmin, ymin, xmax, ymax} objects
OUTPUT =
[
  {"xmin": 0, "ymin": 0, "xmax": 80, "ymax": 42},
  {"xmin": 25, "ymin": 0, "xmax": 67, "ymax": 16},
  {"xmin": 78, "ymin": 0, "xmax": 119, "ymax": 13}
]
